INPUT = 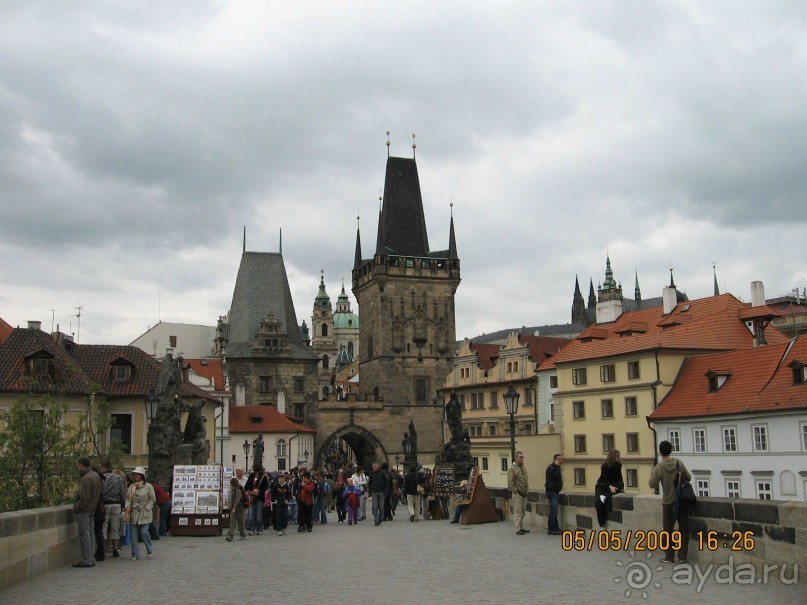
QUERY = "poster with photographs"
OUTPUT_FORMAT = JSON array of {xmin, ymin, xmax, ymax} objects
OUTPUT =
[{"xmin": 196, "ymin": 490, "xmax": 220, "ymax": 510}]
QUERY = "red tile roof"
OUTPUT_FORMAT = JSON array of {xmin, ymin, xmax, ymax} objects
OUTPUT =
[
  {"xmin": 186, "ymin": 358, "xmax": 227, "ymax": 391},
  {"xmin": 229, "ymin": 405, "xmax": 315, "ymax": 434},
  {"xmin": 650, "ymin": 335, "xmax": 807, "ymax": 420},
  {"xmin": 0, "ymin": 317, "xmax": 12, "ymax": 344},
  {"xmin": 0, "ymin": 328, "xmax": 218, "ymax": 403},
  {"xmin": 551, "ymin": 294, "xmax": 789, "ymax": 365},
  {"xmin": 518, "ymin": 334, "xmax": 570, "ymax": 363},
  {"xmin": 469, "ymin": 342, "xmax": 501, "ymax": 371}
]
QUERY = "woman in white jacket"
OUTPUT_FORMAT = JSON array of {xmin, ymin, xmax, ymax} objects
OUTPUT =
[{"xmin": 125, "ymin": 466, "xmax": 156, "ymax": 561}]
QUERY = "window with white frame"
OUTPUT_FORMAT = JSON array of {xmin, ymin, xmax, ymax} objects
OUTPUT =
[
  {"xmin": 625, "ymin": 396, "xmax": 638, "ymax": 417},
  {"xmin": 693, "ymin": 428, "xmax": 707, "ymax": 453},
  {"xmin": 756, "ymin": 480, "xmax": 772, "ymax": 500},
  {"xmin": 549, "ymin": 376, "xmax": 558, "ymax": 389},
  {"xmin": 668, "ymin": 429, "xmax": 681, "ymax": 453},
  {"xmin": 696, "ymin": 478, "xmax": 710, "ymax": 498},
  {"xmin": 600, "ymin": 364, "xmax": 616, "ymax": 383},
  {"xmin": 801, "ymin": 423, "xmax": 807, "ymax": 452},
  {"xmin": 277, "ymin": 439, "xmax": 286, "ymax": 457},
  {"xmin": 573, "ymin": 401, "xmax": 585, "ymax": 419},
  {"xmin": 725, "ymin": 480, "xmax": 741, "ymax": 498},
  {"xmin": 501, "ymin": 458, "xmax": 508, "ymax": 472},
  {"xmin": 601, "ymin": 399, "xmax": 614, "ymax": 418},
  {"xmin": 627, "ymin": 360, "xmax": 640, "ymax": 380},
  {"xmin": 574, "ymin": 434, "xmax": 587, "ymax": 453},
  {"xmin": 626, "ymin": 468, "xmax": 638, "ymax": 488},
  {"xmin": 722, "ymin": 426, "xmax": 737, "ymax": 452},
  {"xmin": 482, "ymin": 457, "xmax": 489, "ymax": 471},
  {"xmin": 626, "ymin": 432, "xmax": 639, "ymax": 453},
  {"xmin": 572, "ymin": 368, "xmax": 587, "ymax": 385},
  {"xmin": 574, "ymin": 467, "xmax": 586, "ymax": 486},
  {"xmin": 752, "ymin": 424, "xmax": 768, "ymax": 452},
  {"xmin": 602, "ymin": 433, "xmax": 615, "ymax": 453}
]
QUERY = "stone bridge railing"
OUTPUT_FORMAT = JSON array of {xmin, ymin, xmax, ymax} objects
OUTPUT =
[
  {"xmin": 0, "ymin": 505, "xmax": 77, "ymax": 591},
  {"xmin": 485, "ymin": 488, "xmax": 806, "ymax": 569}
]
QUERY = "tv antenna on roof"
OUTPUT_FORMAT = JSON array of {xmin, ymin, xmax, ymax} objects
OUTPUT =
[{"xmin": 71, "ymin": 305, "xmax": 84, "ymax": 343}]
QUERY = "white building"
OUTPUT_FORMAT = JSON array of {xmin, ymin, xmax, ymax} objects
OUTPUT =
[
  {"xmin": 130, "ymin": 322, "xmax": 216, "ymax": 359},
  {"xmin": 650, "ymin": 335, "xmax": 807, "ymax": 501}
]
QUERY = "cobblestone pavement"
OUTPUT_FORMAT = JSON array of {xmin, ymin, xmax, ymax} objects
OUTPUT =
[{"xmin": 3, "ymin": 511, "xmax": 803, "ymax": 605}]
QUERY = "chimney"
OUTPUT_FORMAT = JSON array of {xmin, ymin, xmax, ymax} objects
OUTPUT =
[
  {"xmin": 662, "ymin": 286, "xmax": 678, "ymax": 314},
  {"xmin": 27, "ymin": 320, "xmax": 42, "ymax": 330},
  {"xmin": 750, "ymin": 281, "xmax": 765, "ymax": 307}
]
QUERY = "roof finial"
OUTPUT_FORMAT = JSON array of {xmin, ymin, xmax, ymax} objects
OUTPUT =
[
  {"xmin": 321, "ymin": 268, "xmax": 325, "ymax": 284},
  {"xmin": 412, "ymin": 133, "xmax": 416, "ymax": 159},
  {"xmin": 386, "ymin": 131, "xmax": 390, "ymax": 157},
  {"xmin": 669, "ymin": 264, "xmax": 676, "ymax": 288},
  {"xmin": 243, "ymin": 225, "xmax": 246, "ymax": 254},
  {"xmin": 279, "ymin": 228, "xmax": 282, "ymax": 255},
  {"xmin": 450, "ymin": 196, "xmax": 454, "ymax": 217},
  {"xmin": 357, "ymin": 212, "xmax": 360, "ymax": 229},
  {"xmin": 712, "ymin": 261, "xmax": 719, "ymax": 296},
  {"xmin": 379, "ymin": 189, "xmax": 382, "ymax": 212}
]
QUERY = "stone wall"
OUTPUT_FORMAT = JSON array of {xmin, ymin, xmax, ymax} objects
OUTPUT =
[
  {"xmin": 0, "ymin": 505, "xmax": 77, "ymax": 591},
  {"xmin": 486, "ymin": 488, "xmax": 807, "ymax": 569}
]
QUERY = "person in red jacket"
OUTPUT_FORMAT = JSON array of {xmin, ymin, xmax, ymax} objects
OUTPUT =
[
  {"xmin": 296, "ymin": 471, "xmax": 316, "ymax": 533},
  {"xmin": 149, "ymin": 481, "xmax": 172, "ymax": 538}
]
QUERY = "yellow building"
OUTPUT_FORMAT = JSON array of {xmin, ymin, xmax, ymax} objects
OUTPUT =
[
  {"xmin": 0, "ymin": 322, "xmax": 220, "ymax": 470},
  {"xmin": 439, "ymin": 331, "xmax": 568, "ymax": 443},
  {"xmin": 552, "ymin": 289, "xmax": 788, "ymax": 494}
]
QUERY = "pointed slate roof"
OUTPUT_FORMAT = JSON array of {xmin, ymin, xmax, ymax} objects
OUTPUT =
[
  {"xmin": 224, "ymin": 251, "xmax": 317, "ymax": 360},
  {"xmin": 375, "ymin": 157, "xmax": 430, "ymax": 256},
  {"xmin": 651, "ymin": 335, "xmax": 807, "ymax": 420}
]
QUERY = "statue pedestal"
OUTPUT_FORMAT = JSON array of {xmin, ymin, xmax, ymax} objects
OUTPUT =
[{"xmin": 175, "ymin": 444, "xmax": 194, "ymax": 465}]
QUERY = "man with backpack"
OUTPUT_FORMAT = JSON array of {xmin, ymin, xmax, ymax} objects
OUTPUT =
[{"xmin": 649, "ymin": 440, "xmax": 692, "ymax": 564}]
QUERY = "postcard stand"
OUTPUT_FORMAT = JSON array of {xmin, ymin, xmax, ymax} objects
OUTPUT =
[{"xmin": 168, "ymin": 464, "xmax": 232, "ymax": 536}]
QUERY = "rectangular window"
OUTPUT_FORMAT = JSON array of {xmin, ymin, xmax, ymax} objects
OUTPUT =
[
  {"xmin": 550, "ymin": 402, "xmax": 556, "ymax": 423},
  {"xmin": 110, "ymin": 413, "xmax": 133, "ymax": 454},
  {"xmin": 521, "ymin": 423, "xmax": 533, "ymax": 435},
  {"xmin": 293, "ymin": 404, "xmax": 305, "ymax": 419},
  {"xmin": 277, "ymin": 458, "xmax": 287, "ymax": 471},
  {"xmin": 489, "ymin": 391, "xmax": 498, "ymax": 408},
  {"xmin": 31, "ymin": 358, "xmax": 49, "ymax": 376},
  {"xmin": 415, "ymin": 379, "xmax": 427, "ymax": 404},
  {"xmin": 752, "ymin": 424, "xmax": 768, "ymax": 452},
  {"xmin": 756, "ymin": 481, "xmax": 772, "ymax": 500},
  {"xmin": 668, "ymin": 429, "xmax": 681, "ymax": 453},
  {"xmin": 293, "ymin": 377, "xmax": 304, "ymax": 392},
  {"xmin": 723, "ymin": 426, "xmax": 737, "ymax": 452},
  {"xmin": 574, "ymin": 434, "xmax": 587, "ymax": 453},
  {"xmin": 460, "ymin": 393, "xmax": 466, "ymax": 410},
  {"xmin": 472, "ymin": 456, "xmax": 479, "ymax": 467},
  {"xmin": 802, "ymin": 423, "xmax": 807, "ymax": 451},
  {"xmin": 113, "ymin": 365, "xmax": 130, "ymax": 382},
  {"xmin": 625, "ymin": 396, "xmax": 638, "ymax": 417},
  {"xmin": 627, "ymin": 360, "xmax": 640, "ymax": 380},
  {"xmin": 259, "ymin": 376, "xmax": 271, "ymax": 393},
  {"xmin": 600, "ymin": 364, "xmax": 616, "ymax": 383},
  {"xmin": 696, "ymin": 479, "xmax": 710, "ymax": 498},
  {"xmin": 501, "ymin": 458, "xmax": 508, "ymax": 472},
  {"xmin": 523, "ymin": 388, "xmax": 534, "ymax": 407},
  {"xmin": 601, "ymin": 399, "xmax": 613, "ymax": 418},
  {"xmin": 549, "ymin": 376, "xmax": 558, "ymax": 389},
  {"xmin": 725, "ymin": 480, "xmax": 741, "ymax": 498},
  {"xmin": 572, "ymin": 401, "xmax": 585, "ymax": 419},
  {"xmin": 470, "ymin": 393, "xmax": 479, "ymax": 409},
  {"xmin": 693, "ymin": 428, "xmax": 707, "ymax": 453},
  {"xmin": 572, "ymin": 368, "xmax": 587, "ymax": 385},
  {"xmin": 482, "ymin": 457, "xmax": 489, "ymax": 471},
  {"xmin": 626, "ymin": 432, "xmax": 639, "ymax": 453},
  {"xmin": 574, "ymin": 468, "xmax": 586, "ymax": 486},
  {"xmin": 626, "ymin": 468, "xmax": 638, "ymax": 488},
  {"xmin": 488, "ymin": 425, "xmax": 497, "ymax": 436},
  {"xmin": 602, "ymin": 433, "xmax": 615, "ymax": 453},
  {"xmin": 506, "ymin": 362, "xmax": 512, "ymax": 373}
]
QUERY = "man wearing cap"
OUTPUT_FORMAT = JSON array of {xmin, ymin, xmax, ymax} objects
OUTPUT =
[{"xmin": 73, "ymin": 456, "xmax": 101, "ymax": 567}]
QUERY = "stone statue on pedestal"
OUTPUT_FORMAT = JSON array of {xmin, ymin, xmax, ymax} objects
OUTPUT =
[
  {"xmin": 148, "ymin": 354, "xmax": 184, "ymax": 486},
  {"xmin": 253, "ymin": 434, "xmax": 264, "ymax": 469},
  {"xmin": 435, "ymin": 391, "xmax": 474, "ymax": 481}
]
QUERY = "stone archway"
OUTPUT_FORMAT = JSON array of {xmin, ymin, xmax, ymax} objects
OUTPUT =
[{"xmin": 317, "ymin": 425, "xmax": 388, "ymax": 471}]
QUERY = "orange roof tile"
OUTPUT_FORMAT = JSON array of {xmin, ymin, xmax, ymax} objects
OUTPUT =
[
  {"xmin": 0, "ymin": 317, "xmax": 12, "ymax": 344},
  {"xmin": 551, "ymin": 294, "xmax": 789, "ymax": 365},
  {"xmin": 518, "ymin": 334, "xmax": 570, "ymax": 363},
  {"xmin": 651, "ymin": 335, "xmax": 807, "ymax": 420},
  {"xmin": 229, "ymin": 405, "xmax": 315, "ymax": 434},
  {"xmin": 470, "ymin": 342, "xmax": 501, "ymax": 371},
  {"xmin": 186, "ymin": 358, "xmax": 227, "ymax": 391}
]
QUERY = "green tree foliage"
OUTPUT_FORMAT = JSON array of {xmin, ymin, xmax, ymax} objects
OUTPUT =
[{"xmin": 0, "ymin": 396, "xmax": 85, "ymax": 512}]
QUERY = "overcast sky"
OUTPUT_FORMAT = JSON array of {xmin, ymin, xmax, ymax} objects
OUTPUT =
[{"xmin": 2, "ymin": 1, "xmax": 806, "ymax": 346}]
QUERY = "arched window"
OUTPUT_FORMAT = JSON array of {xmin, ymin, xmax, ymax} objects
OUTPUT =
[
  {"xmin": 321, "ymin": 324, "xmax": 328, "ymax": 337},
  {"xmin": 277, "ymin": 439, "xmax": 286, "ymax": 457},
  {"xmin": 322, "ymin": 354, "xmax": 330, "ymax": 369}
]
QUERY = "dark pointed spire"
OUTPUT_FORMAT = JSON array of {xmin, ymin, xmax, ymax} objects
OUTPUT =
[
  {"xmin": 602, "ymin": 253, "xmax": 617, "ymax": 290},
  {"xmin": 354, "ymin": 213, "xmax": 362, "ymax": 269},
  {"xmin": 713, "ymin": 262, "xmax": 720, "ymax": 296},
  {"xmin": 242, "ymin": 225, "xmax": 246, "ymax": 254},
  {"xmin": 375, "ymin": 156, "xmax": 429, "ymax": 256},
  {"xmin": 572, "ymin": 275, "xmax": 586, "ymax": 324},
  {"xmin": 669, "ymin": 266, "xmax": 676, "ymax": 288},
  {"xmin": 279, "ymin": 228, "xmax": 282, "ymax": 255},
  {"xmin": 448, "ymin": 201, "xmax": 458, "ymax": 259},
  {"xmin": 634, "ymin": 269, "xmax": 641, "ymax": 303},
  {"xmin": 588, "ymin": 278, "xmax": 597, "ymax": 309}
]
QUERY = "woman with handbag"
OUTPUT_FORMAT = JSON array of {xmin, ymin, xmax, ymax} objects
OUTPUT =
[{"xmin": 125, "ymin": 467, "xmax": 156, "ymax": 561}]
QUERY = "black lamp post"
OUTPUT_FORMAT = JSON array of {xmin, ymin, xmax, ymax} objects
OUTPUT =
[
  {"xmin": 144, "ymin": 390, "xmax": 160, "ymax": 481},
  {"xmin": 394, "ymin": 454, "xmax": 400, "ymax": 471},
  {"xmin": 243, "ymin": 439, "xmax": 250, "ymax": 471},
  {"xmin": 298, "ymin": 448, "xmax": 309, "ymax": 468},
  {"xmin": 504, "ymin": 384, "xmax": 520, "ymax": 463},
  {"xmin": 403, "ymin": 436, "xmax": 415, "ymax": 465}
]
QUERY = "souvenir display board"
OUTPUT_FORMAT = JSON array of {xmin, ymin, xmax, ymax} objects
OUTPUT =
[
  {"xmin": 456, "ymin": 466, "xmax": 480, "ymax": 505},
  {"xmin": 432, "ymin": 464, "xmax": 455, "ymax": 498},
  {"xmin": 458, "ymin": 469, "xmax": 498, "ymax": 525},
  {"xmin": 169, "ymin": 465, "xmax": 233, "ymax": 536}
]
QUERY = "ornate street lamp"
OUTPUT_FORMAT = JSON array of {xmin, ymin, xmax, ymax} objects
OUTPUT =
[
  {"xmin": 403, "ymin": 435, "xmax": 414, "ymax": 465},
  {"xmin": 504, "ymin": 384, "xmax": 520, "ymax": 463},
  {"xmin": 394, "ymin": 453, "xmax": 400, "ymax": 471},
  {"xmin": 144, "ymin": 390, "xmax": 160, "ymax": 480},
  {"xmin": 243, "ymin": 439, "xmax": 250, "ymax": 471}
]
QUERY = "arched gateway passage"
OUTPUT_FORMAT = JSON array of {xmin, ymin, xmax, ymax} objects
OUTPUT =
[{"xmin": 316, "ymin": 425, "xmax": 388, "ymax": 471}]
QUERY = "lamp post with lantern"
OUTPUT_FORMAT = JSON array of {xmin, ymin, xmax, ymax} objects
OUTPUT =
[
  {"xmin": 504, "ymin": 384, "xmax": 520, "ymax": 463},
  {"xmin": 144, "ymin": 390, "xmax": 160, "ymax": 481}
]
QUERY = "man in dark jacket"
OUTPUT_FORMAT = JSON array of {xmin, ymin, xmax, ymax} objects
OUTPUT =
[
  {"xmin": 368, "ymin": 462, "xmax": 389, "ymax": 526},
  {"xmin": 544, "ymin": 453, "xmax": 563, "ymax": 535},
  {"xmin": 73, "ymin": 456, "xmax": 101, "ymax": 567}
]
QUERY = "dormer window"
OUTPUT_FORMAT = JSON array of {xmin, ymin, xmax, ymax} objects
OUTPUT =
[
  {"xmin": 113, "ymin": 364, "xmax": 132, "ymax": 382},
  {"xmin": 29, "ymin": 356, "xmax": 50, "ymax": 376},
  {"xmin": 706, "ymin": 370, "xmax": 731, "ymax": 392},
  {"xmin": 789, "ymin": 360, "xmax": 806, "ymax": 385}
]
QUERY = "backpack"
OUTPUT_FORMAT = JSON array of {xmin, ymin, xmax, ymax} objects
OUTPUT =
[
  {"xmin": 242, "ymin": 487, "xmax": 251, "ymax": 508},
  {"xmin": 322, "ymin": 481, "xmax": 332, "ymax": 495},
  {"xmin": 348, "ymin": 489, "xmax": 360, "ymax": 509}
]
